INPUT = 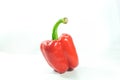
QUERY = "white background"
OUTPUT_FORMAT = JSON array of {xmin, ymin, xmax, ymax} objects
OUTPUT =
[{"xmin": 0, "ymin": 0, "xmax": 120, "ymax": 80}]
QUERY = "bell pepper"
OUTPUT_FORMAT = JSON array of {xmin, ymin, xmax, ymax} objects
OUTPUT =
[{"xmin": 40, "ymin": 17, "xmax": 79, "ymax": 74}]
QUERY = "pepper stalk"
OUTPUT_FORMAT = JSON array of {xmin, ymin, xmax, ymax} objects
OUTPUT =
[{"xmin": 52, "ymin": 17, "xmax": 68, "ymax": 40}]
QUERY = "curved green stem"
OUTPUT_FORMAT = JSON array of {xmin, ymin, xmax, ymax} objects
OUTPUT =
[{"xmin": 52, "ymin": 17, "xmax": 68, "ymax": 40}]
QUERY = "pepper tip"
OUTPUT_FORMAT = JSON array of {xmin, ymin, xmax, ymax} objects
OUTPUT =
[{"xmin": 63, "ymin": 17, "xmax": 68, "ymax": 24}]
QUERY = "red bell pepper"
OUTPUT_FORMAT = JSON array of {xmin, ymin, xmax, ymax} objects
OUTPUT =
[{"xmin": 40, "ymin": 17, "xmax": 79, "ymax": 74}]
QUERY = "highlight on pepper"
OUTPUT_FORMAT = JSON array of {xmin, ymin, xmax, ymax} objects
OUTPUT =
[{"xmin": 40, "ymin": 17, "xmax": 79, "ymax": 74}]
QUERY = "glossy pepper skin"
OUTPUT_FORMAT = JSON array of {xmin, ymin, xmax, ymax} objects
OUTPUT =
[{"xmin": 40, "ymin": 17, "xmax": 78, "ymax": 74}]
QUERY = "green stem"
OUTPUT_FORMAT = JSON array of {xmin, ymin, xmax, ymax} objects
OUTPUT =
[{"xmin": 52, "ymin": 17, "xmax": 68, "ymax": 40}]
